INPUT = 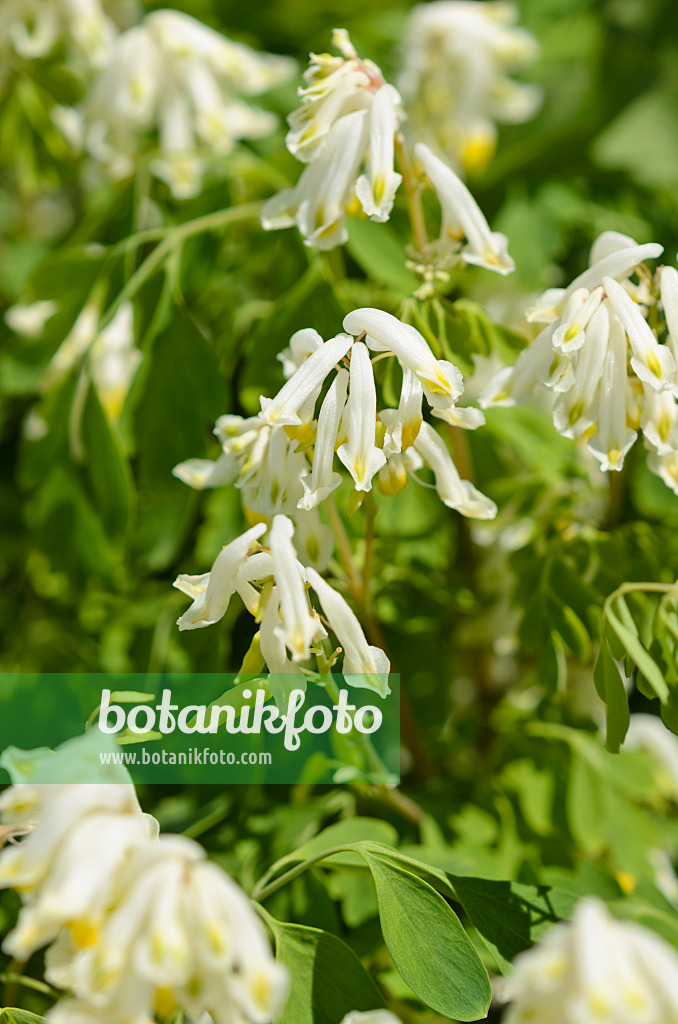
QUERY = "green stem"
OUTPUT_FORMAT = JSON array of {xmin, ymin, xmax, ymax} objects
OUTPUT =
[
  {"xmin": 101, "ymin": 201, "xmax": 263, "ymax": 327},
  {"xmin": 395, "ymin": 132, "xmax": 428, "ymax": 254},
  {"xmin": 252, "ymin": 844, "xmax": 350, "ymax": 902}
]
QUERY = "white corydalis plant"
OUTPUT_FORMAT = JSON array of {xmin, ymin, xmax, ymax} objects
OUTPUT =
[
  {"xmin": 174, "ymin": 307, "xmax": 496, "ymax": 521},
  {"xmin": 173, "ymin": 515, "xmax": 391, "ymax": 690},
  {"xmin": 0, "ymin": 769, "xmax": 287, "ymax": 1024},
  {"xmin": 261, "ymin": 29, "xmax": 404, "ymax": 249},
  {"xmin": 73, "ymin": 9, "xmax": 295, "ymax": 198},
  {"xmin": 398, "ymin": 1, "xmax": 540, "ymax": 176},
  {"xmin": 501, "ymin": 897, "xmax": 678, "ymax": 1024},
  {"xmin": 482, "ymin": 231, "xmax": 678, "ymax": 492}
]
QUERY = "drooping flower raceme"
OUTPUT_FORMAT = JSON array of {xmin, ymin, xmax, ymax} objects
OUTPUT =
[
  {"xmin": 47, "ymin": 835, "xmax": 288, "ymax": 1024},
  {"xmin": 0, "ymin": 0, "xmax": 116, "ymax": 66},
  {"xmin": 174, "ymin": 308, "xmax": 497, "ymax": 520},
  {"xmin": 0, "ymin": 782, "xmax": 152, "ymax": 960},
  {"xmin": 11, "ymin": 298, "xmax": 142, "ymax": 424},
  {"xmin": 481, "ymin": 231, "xmax": 678, "ymax": 490},
  {"xmin": 174, "ymin": 514, "xmax": 391, "ymax": 696},
  {"xmin": 261, "ymin": 29, "xmax": 404, "ymax": 249},
  {"xmin": 398, "ymin": 1, "xmax": 541, "ymax": 176},
  {"xmin": 74, "ymin": 9, "xmax": 295, "ymax": 197},
  {"xmin": 501, "ymin": 896, "xmax": 678, "ymax": 1024},
  {"xmin": 0, "ymin": 757, "xmax": 288, "ymax": 1024},
  {"xmin": 404, "ymin": 142, "xmax": 514, "ymax": 298}
]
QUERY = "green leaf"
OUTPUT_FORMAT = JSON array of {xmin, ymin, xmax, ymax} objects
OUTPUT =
[
  {"xmin": 0, "ymin": 1011, "xmax": 48, "ymax": 1024},
  {"xmin": 593, "ymin": 631, "xmax": 630, "ymax": 752},
  {"xmin": 606, "ymin": 601, "xmax": 669, "ymax": 702},
  {"xmin": 567, "ymin": 750, "xmax": 605, "ymax": 856},
  {"xmin": 264, "ymin": 916, "xmax": 385, "ymax": 1024},
  {"xmin": 82, "ymin": 385, "xmax": 134, "ymax": 544},
  {"xmin": 346, "ymin": 218, "xmax": 417, "ymax": 296},
  {"xmin": 359, "ymin": 848, "xmax": 491, "ymax": 1021},
  {"xmin": 449, "ymin": 876, "xmax": 577, "ymax": 974}
]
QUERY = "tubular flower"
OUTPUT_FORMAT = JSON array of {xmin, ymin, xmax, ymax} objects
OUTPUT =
[
  {"xmin": 174, "ymin": 309, "xmax": 494, "ymax": 521},
  {"xmin": 0, "ymin": 783, "xmax": 152, "ymax": 961},
  {"xmin": 481, "ymin": 231, "xmax": 678, "ymax": 489},
  {"xmin": 16, "ymin": 299, "xmax": 142, "ymax": 422},
  {"xmin": 261, "ymin": 29, "xmax": 403, "ymax": 249},
  {"xmin": 174, "ymin": 515, "xmax": 390, "ymax": 691},
  {"xmin": 73, "ymin": 9, "xmax": 295, "ymax": 197},
  {"xmin": 501, "ymin": 897, "xmax": 678, "ymax": 1024},
  {"xmin": 46, "ymin": 835, "xmax": 288, "ymax": 1024},
  {"xmin": 408, "ymin": 142, "xmax": 514, "ymax": 294},
  {"xmin": 0, "ymin": 760, "xmax": 288, "ymax": 1024},
  {"xmin": 0, "ymin": 0, "xmax": 116, "ymax": 65},
  {"xmin": 398, "ymin": 1, "xmax": 540, "ymax": 176}
]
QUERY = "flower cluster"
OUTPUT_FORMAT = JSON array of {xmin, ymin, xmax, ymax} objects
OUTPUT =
[
  {"xmin": 261, "ymin": 29, "xmax": 403, "ymax": 248},
  {"xmin": 8, "ymin": 298, "xmax": 141, "ymax": 423},
  {"xmin": 0, "ymin": 0, "xmax": 116, "ymax": 67},
  {"xmin": 0, "ymin": 769, "xmax": 287, "ymax": 1024},
  {"xmin": 174, "ymin": 515, "xmax": 391, "ymax": 696},
  {"xmin": 66, "ymin": 9, "xmax": 295, "ymax": 197},
  {"xmin": 481, "ymin": 231, "xmax": 678, "ymax": 492},
  {"xmin": 501, "ymin": 897, "xmax": 678, "ymax": 1024},
  {"xmin": 410, "ymin": 141, "xmax": 515, "ymax": 293},
  {"xmin": 398, "ymin": 1, "xmax": 541, "ymax": 175},
  {"xmin": 174, "ymin": 307, "xmax": 497, "ymax": 521}
]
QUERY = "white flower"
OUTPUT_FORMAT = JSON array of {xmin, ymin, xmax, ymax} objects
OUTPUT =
[
  {"xmin": 260, "ymin": 333, "xmax": 353, "ymax": 427},
  {"xmin": 261, "ymin": 108, "xmax": 370, "ymax": 250},
  {"xmin": 47, "ymin": 835, "xmax": 288, "ymax": 1024},
  {"xmin": 262, "ymin": 29, "xmax": 404, "ymax": 249},
  {"xmin": 414, "ymin": 142, "xmax": 515, "ymax": 275},
  {"xmin": 502, "ymin": 897, "xmax": 678, "ymax": 1024},
  {"xmin": 337, "ymin": 341, "xmax": 387, "ymax": 492},
  {"xmin": 174, "ymin": 523, "xmax": 266, "ymax": 630},
  {"xmin": 382, "ymin": 367, "xmax": 423, "ymax": 457},
  {"xmin": 5, "ymin": 300, "xmax": 58, "ymax": 338},
  {"xmin": 0, "ymin": 0, "xmax": 116, "ymax": 65},
  {"xmin": 89, "ymin": 302, "xmax": 141, "ymax": 421},
  {"xmin": 0, "ymin": 784, "xmax": 151, "ymax": 960},
  {"xmin": 398, "ymin": 1, "xmax": 540, "ymax": 175},
  {"xmin": 354, "ymin": 85, "xmax": 403, "ymax": 223},
  {"xmin": 41, "ymin": 301, "xmax": 100, "ymax": 392},
  {"xmin": 623, "ymin": 713, "xmax": 678, "ymax": 800},
  {"xmin": 481, "ymin": 231, "xmax": 678, "ymax": 484},
  {"xmin": 344, "ymin": 306, "xmax": 464, "ymax": 413},
  {"xmin": 293, "ymin": 507, "xmax": 334, "ymax": 572},
  {"xmin": 412, "ymin": 421, "xmax": 497, "ymax": 519},
  {"xmin": 269, "ymin": 514, "xmax": 325, "ymax": 661},
  {"xmin": 277, "ymin": 327, "xmax": 324, "ymax": 379},
  {"xmin": 172, "ymin": 452, "xmax": 239, "ymax": 490},
  {"xmin": 79, "ymin": 10, "xmax": 295, "ymax": 197},
  {"xmin": 299, "ymin": 368, "xmax": 349, "ymax": 510},
  {"xmin": 306, "ymin": 567, "xmax": 391, "ymax": 696}
]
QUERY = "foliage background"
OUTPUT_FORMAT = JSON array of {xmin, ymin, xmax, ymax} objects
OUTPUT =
[{"xmin": 2, "ymin": 0, "xmax": 678, "ymax": 1021}]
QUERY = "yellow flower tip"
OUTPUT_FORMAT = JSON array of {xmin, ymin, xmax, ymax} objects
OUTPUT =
[
  {"xmin": 461, "ymin": 135, "xmax": 496, "ymax": 177},
  {"xmin": 207, "ymin": 923, "xmax": 227, "ymax": 955},
  {"xmin": 154, "ymin": 987, "xmax": 178, "ymax": 1020},
  {"xmin": 69, "ymin": 920, "xmax": 100, "ymax": 949},
  {"xmin": 568, "ymin": 402, "xmax": 583, "ymax": 427},
  {"xmin": 588, "ymin": 990, "xmax": 611, "ymax": 1019},
  {"xmin": 243, "ymin": 506, "xmax": 269, "ymax": 529},
  {"xmin": 250, "ymin": 970, "xmax": 273, "ymax": 1011},
  {"xmin": 401, "ymin": 417, "xmax": 423, "ymax": 450},
  {"xmin": 615, "ymin": 869, "xmax": 636, "ymax": 894}
]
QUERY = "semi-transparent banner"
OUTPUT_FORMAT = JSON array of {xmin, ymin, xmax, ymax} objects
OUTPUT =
[{"xmin": 0, "ymin": 673, "xmax": 400, "ymax": 785}]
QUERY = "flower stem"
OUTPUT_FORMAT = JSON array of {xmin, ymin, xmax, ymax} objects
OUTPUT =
[
  {"xmin": 102, "ymin": 201, "xmax": 263, "ymax": 327},
  {"xmin": 395, "ymin": 132, "xmax": 428, "ymax": 254}
]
